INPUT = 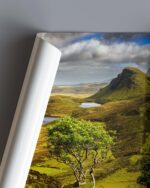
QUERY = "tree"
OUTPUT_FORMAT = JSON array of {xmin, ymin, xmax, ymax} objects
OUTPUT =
[
  {"xmin": 48, "ymin": 116, "xmax": 114, "ymax": 187},
  {"xmin": 137, "ymin": 135, "xmax": 150, "ymax": 187}
]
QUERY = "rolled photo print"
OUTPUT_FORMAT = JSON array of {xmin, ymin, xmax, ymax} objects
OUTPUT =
[{"xmin": 0, "ymin": 33, "xmax": 61, "ymax": 188}]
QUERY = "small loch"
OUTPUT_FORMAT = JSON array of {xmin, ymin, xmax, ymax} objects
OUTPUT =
[
  {"xmin": 43, "ymin": 117, "xmax": 59, "ymax": 124},
  {"xmin": 80, "ymin": 102, "xmax": 101, "ymax": 108}
]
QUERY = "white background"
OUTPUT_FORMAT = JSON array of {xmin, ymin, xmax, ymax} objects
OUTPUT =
[{"xmin": 0, "ymin": 0, "xmax": 150, "ymax": 161}]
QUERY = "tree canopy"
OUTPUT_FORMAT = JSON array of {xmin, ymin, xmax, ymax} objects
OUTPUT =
[{"xmin": 48, "ymin": 116, "xmax": 114, "ymax": 186}]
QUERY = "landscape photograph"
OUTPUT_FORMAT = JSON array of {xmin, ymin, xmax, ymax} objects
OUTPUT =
[{"xmin": 26, "ymin": 33, "xmax": 150, "ymax": 188}]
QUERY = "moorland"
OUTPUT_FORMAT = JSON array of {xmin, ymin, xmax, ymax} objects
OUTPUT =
[{"xmin": 26, "ymin": 67, "xmax": 150, "ymax": 188}]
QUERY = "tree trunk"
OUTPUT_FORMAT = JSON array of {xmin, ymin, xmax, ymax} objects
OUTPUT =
[
  {"xmin": 79, "ymin": 181, "xmax": 86, "ymax": 186},
  {"xmin": 73, "ymin": 180, "xmax": 86, "ymax": 187},
  {"xmin": 90, "ymin": 167, "xmax": 95, "ymax": 188},
  {"xmin": 72, "ymin": 169, "xmax": 86, "ymax": 187}
]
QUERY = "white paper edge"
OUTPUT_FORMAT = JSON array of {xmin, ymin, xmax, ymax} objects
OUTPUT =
[{"xmin": 0, "ymin": 33, "xmax": 61, "ymax": 188}]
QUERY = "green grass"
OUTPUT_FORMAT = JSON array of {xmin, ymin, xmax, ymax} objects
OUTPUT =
[
  {"xmin": 97, "ymin": 169, "xmax": 145, "ymax": 188},
  {"xmin": 100, "ymin": 168, "xmax": 140, "ymax": 182},
  {"xmin": 31, "ymin": 166, "xmax": 67, "ymax": 176},
  {"xmin": 30, "ymin": 165, "xmax": 145, "ymax": 188},
  {"xmin": 27, "ymin": 94, "xmax": 150, "ymax": 187}
]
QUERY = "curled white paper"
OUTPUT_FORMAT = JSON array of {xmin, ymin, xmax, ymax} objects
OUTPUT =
[{"xmin": 0, "ymin": 33, "xmax": 61, "ymax": 188}]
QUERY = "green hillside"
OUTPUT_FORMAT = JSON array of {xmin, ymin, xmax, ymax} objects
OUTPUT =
[
  {"xmin": 90, "ymin": 67, "xmax": 150, "ymax": 103},
  {"xmin": 73, "ymin": 95, "xmax": 150, "ymax": 156}
]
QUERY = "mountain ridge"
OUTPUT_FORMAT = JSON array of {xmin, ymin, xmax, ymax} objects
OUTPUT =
[{"xmin": 90, "ymin": 67, "xmax": 150, "ymax": 103}]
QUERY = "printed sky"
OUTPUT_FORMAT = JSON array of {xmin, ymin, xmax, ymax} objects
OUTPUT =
[{"xmin": 45, "ymin": 33, "xmax": 150, "ymax": 85}]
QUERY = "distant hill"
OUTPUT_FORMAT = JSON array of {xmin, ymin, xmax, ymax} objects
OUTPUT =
[
  {"xmin": 52, "ymin": 82, "xmax": 107, "ymax": 97},
  {"xmin": 90, "ymin": 67, "xmax": 150, "ymax": 103}
]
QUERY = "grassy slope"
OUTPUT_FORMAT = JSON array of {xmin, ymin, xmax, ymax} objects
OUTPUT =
[
  {"xmin": 73, "ymin": 95, "xmax": 150, "ymax": 157},
  {"xmin": 45, "ymin": 95, "xmax": 82, "ymax": 117}
]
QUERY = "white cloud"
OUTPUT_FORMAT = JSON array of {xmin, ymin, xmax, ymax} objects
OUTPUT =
[{"xmin": 60, "ymin": 39, "xmax": 150, "ymax": 67}]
